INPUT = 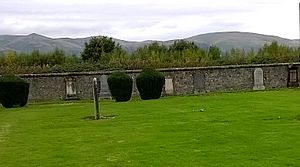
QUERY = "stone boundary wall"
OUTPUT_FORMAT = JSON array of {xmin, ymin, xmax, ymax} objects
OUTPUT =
[{"xmin": 19, "ymin": 63, "xmax": 300, "ymax": 100}]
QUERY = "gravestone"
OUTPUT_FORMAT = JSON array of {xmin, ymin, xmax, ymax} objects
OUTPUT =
[
  {"xmin": 288, "ymin": 66, "xmax": 299, "ymax": 87},
  {"xmin": 65, "ymin": 77, "xmax": 77, "ymax": 99},
  {"xmin": 253, "ymin": 68, "xmax": 265, "ymax": 90},
  {"xmin": 99, "ymin": 75, "xmax": 111, "ymax": 98},
  {"xmin": 165, "ymin": 78, "xmax": 174, "ymax": 95},
  {"xmin": 193, "ymin": 73, "xmax": 205, "ymax": 93}
]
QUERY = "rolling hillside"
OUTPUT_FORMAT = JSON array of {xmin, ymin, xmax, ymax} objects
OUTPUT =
[{"xmin": 0, "ymin": 32, "xmax": 299, "ymax": 55}]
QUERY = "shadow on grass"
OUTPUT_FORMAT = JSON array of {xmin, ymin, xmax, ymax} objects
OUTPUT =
[{"xmin": 83, "ymin": 115, "xmax": 117, "ymax": 120}]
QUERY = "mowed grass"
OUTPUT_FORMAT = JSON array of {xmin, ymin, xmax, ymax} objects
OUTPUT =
[{"xmin": 1, "ymin": 90, "xmax": 300, "ymax": 167}]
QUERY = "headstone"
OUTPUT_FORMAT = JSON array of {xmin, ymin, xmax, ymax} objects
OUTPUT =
[
  {"xmin": 193, "ymin": 73, "xmax": 205, "ymax": 93},
  {"xmin": 99, "ymin": 75, "xmax": 111, "ymax": 98},
  {"xmin": 165, "ymin": 78, "xmax": 174, "ymax": 94},
  {"xmin": 289, "ymin": 69, "xmax": 297, "ymax": 83},
  {"xmin": 65, "ymin": 77, "xmax": 77, "ymax": 99},
  {"xmin": 288, "ymin": 66, "xmax": 299, "ymax": 87},
  {"xmin": 253, "ymin": 68, "xmax": 265, "ymax": 90}
]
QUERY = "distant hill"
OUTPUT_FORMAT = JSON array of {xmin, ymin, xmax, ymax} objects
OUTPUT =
[
  {"xmin": 186, "ymin": 32, "xmax": 300, "ymax": 52},
  {"xmin": 0, "ymin": 32, "xmax": 299, "ymax": 55}
]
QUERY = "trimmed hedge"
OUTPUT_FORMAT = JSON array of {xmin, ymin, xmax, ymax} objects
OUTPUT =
[
  {"xmin": 0, "ymin": 75, "xmax": 29, "ymax": 108},
  {"xmin": 107, "ymin": 72, "xmax": 133, "ymax": 102},
  {"xmin": 136, "ymin": 68, "xmax": 165, "ymax": 100}
]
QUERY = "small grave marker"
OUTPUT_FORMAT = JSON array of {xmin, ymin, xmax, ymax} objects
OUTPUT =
[
  {"xmin": 288, "ymin": 65, "xmax": 299, "ymax": 87},
  {"xmin": 65, "ymin": 78, "xmax": 77, "ymax": 99},
  {"xmin": 165, "ymin": 78, "xmax": 174, "ymax": 94},
  {"xmin": 253, "ymin": 68, "xmax": 265, "ymax": 90},
  {"xmin": 193, "ymin": 73, "xmax": 205, "ymax": 93},
  {"xmin": 99, "ymin": 75, "xmax": 111, "ymax": 98}
]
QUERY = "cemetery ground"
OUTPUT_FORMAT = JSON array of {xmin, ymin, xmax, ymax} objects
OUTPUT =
[{"xmin": 1, "ymin": 89, "xmax": 300, "ymax": 166}]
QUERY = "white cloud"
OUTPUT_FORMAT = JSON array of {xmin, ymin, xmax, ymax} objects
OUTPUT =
[{"xmin": 0, "ymin": 0, "xmax": 299, "ymax": 40}]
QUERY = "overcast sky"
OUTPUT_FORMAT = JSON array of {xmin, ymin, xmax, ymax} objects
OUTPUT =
[{"xmin": 1, "ymin": 0, "xmax": 299, "ymax": 41}]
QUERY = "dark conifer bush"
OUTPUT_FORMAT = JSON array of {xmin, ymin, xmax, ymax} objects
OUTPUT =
[
  {"xmin": 136, "ymin": 68, "xmax": 165, "ymax": 100},
  {"xmin": 107, "ymin": 72, "xmax": 133, "ymax": 102},
  {"xmin": 0, "ymin": 75, "xmax": 29, "ymax": 108}
]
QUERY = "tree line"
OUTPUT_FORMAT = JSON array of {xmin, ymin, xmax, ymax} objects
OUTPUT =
[{"xmin": 1, "ymin": 36, "xmax": 300, "ymax": 74}]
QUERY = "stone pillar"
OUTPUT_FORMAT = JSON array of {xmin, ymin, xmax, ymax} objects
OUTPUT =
[
  {"xmin": 253, "ymin": 68, "xmax": 265, "ymax": 90},
  {"xmin": 93, "ymin": 78, "xmax": 100, "ymax": 120}
]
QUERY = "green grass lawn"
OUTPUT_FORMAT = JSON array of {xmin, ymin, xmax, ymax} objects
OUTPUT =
[{"xmin": 1, "ymin": 90, "xmax": 300, "ymax": 167}]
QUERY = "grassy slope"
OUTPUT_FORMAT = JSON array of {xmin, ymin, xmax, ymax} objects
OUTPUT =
[{"xmin": 1, "ymin": 90, "xmax": 300, "ymax": 166}]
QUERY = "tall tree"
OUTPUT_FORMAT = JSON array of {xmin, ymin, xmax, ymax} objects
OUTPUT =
[
  {"xmin": 4, "ymin": 50, "xmax": 17, "ymax": 66},
  {"xmin": 169, "ymin": 40, "xmax": 198, "ymax": 52},
  {"xmin": 49, "ymin": 48, "xmax": 66, "ymax": 65},
  {"xmin": 208, "ymin": 45, "xmax": 221, "ymax": 60},
  {"xmin": 133, "ymin": 42, "xmax": 168, "ymax": 59},
  {"xmin": 81, "ymin": 36, "xmax": 118, "ymax": 62}
]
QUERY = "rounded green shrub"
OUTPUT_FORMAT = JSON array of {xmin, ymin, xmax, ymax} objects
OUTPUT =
[
  {"xmin": 136, "ymin": 68, "xmax": 165, "ymax": 100},
  {"xmin": 0, "ymin": 75, "xmax": 30, "ymax": 108},
  {"xmin": 107, "ymin": 72, "xmax": 133, "ymax": 102}
]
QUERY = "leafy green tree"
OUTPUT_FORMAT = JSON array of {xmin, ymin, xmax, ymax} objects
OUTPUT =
[
  {"xmin": 146, "ymin": 42, "xmax": 168, "ymax": 53},
  {"xmin": 221, "ymin": 48, "xmax": 247, "ymax": 65},
  {"xmin": 130, "ymin": 42, "xmax": 169, "ymax": 68},
  {"xmin": 133, "ymin": 42, "xmax": 168, "ymax": 59},
  {"xmin": 169, "ymin": 40, "xmax": 198, "ymax": 52},
  {"xmin": 255, "ymin": 41, "xmax": 293, "ymax": 63},
  {"xmin": 81, "ymin": 36, "xmax": 119, "ymax": 62},
  {"xmin": 168, "ymin": 40, "xmax": 200, "ymax": 65},
  {"xmin": 49, "ymin": 48, "xmax": 66, "ymax": 65},
  {"xmin": 30, "ymin": 49, "xmax": 43, "ymax": 66},
  {"xmin": 208, "ymin": 45, "xmax": 221, "ymax": 60},
  {"xmin": 65, "ymin": 54, "xmax": 81, "ymax": 65},
  {"xmin": 0, "ymin": 53, "xmax": 5, "ymax": 65},
  {"xmin": 4, "ymin": 50, "xmax": 17, "ymax": 66}
]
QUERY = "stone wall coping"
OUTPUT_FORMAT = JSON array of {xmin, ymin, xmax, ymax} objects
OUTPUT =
[{"xmin": 19, "ymin": 62, "xmax": 300, "ymax": 77}]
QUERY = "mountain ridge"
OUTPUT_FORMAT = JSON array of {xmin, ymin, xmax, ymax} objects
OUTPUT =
[{"xmin": 0, "ymin": 31, "xmax": 299, "ymax": 55}]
